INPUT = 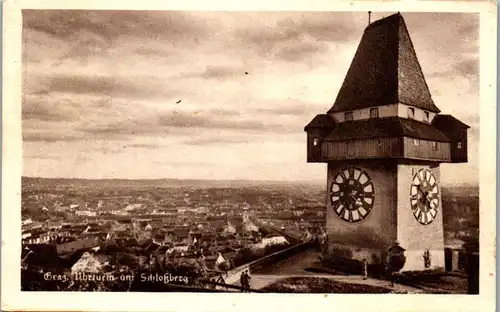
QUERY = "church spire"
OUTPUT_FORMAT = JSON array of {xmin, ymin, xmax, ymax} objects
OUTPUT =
[{"xmin": 328, "ymin": 13, "xmax": 440, "ymax": 114}]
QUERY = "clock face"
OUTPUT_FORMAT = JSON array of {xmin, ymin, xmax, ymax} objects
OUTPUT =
[
  {"xmin": 410, "ymin": 168, "xmax": 440, "ymax": 225},
  {"xmin": 330, "ymin": 166, "xmax": 375, "ymax": 223}
]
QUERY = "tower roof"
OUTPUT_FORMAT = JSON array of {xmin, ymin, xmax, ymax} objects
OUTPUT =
[{"xmin": 328, "ymin": 13, "xmax": 440, "ymax": 114}]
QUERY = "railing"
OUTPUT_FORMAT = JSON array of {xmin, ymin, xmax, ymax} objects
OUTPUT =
[
  {"xmin": 196, "ymin": 279, "xmax": 264, "ymax": 292},
  {"xmin": 223, "ymin": 241, "xmax": 314, "ymax": 285}
]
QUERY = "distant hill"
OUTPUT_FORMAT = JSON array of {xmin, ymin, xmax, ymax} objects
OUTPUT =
[
  {"xmin": 23, "ymin": 177, "xmax": 476, "ymax": 193},
  {"xmin": 22, "ymin": 176, "xmax": 324, "ymax": 189}
]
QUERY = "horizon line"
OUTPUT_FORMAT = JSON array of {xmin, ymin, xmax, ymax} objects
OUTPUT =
[
  {"xmin": 21, "ymin": 176, "xmax": 478, "ymax": 186},
  {"xmin": 21, "ymin": 175, "xmax": 325, "ymax": 183}
]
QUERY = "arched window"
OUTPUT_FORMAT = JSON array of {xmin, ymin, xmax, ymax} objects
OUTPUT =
[
  {"xmin": 370, "ymin": 107, "xmax": 379, "ymax": 118},
  {"xmin": 313, "ymin": 138, "xmax": 319, "ymax": 146},
  {"xmin": 408, "ymin": 107, "xmax": 415, "ymax": 119}
]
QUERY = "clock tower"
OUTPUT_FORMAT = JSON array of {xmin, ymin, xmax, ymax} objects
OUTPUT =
[{"xmin": 305, "ymin": 13, "xmax": 469, "ymax": 271}]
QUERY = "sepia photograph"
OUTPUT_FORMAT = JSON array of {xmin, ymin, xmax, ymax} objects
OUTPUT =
[{"xmin": 2, "ymin": 0, "xmax": 497, "ymax": 311}]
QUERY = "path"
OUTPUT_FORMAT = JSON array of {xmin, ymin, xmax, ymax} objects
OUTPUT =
[
  {"xmin": 231, "ymin": 248, "xmax": 422, "ymax": 293},
  {"xmin": 255, "ymin": 248, "xmax": 322, "ymax": 275}
]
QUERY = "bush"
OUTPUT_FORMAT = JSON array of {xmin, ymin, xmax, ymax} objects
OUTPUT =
[
  {"xmin": 262, "ymin": 277, "xmax": 390, "ymax": 293},
  {"xmin": 321, "ymin": 255, "xmax": 363, "ymax": 275}
]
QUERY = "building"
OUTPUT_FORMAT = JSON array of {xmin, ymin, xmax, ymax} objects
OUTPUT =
[{"xmin": 304, "ymin": 13, "xmax": 468, "ymax": 271}]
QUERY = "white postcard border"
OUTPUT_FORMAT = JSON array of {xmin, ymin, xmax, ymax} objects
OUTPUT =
[{"xmin": 2, "ymin": 0, "xmax": 497, "ymax": 311}]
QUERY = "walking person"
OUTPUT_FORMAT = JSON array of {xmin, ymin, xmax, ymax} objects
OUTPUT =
[
  {"xmin": 245, "ymin": 270, "xmax": 251, "ymax": 291},
  {"xmin": 239, "ymin": 271, "xmax": 247, "ymax": 292},
  {"xmin": 319, "ymin": 230, "xmax": 328, "ymax": 254}
]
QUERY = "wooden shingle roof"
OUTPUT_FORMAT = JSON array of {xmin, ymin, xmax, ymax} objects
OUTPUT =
[
  {"xmin": 432, "ymin": 114, "xmax": 470, "ymax": 129},
  {"xmin": 328, "ymin": 13, "xmax": 440, "ymax": 114},
  {"xmin": 304, "ymin": 114, "xmax": 336, "ymax": 131},
  {"xmin": 324, "ymin": 117, "xmax": 450, "ymax": 142}
]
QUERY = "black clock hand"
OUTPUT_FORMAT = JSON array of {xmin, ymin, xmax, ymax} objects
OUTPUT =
[
  {"xmin": 425, "ymin": 193, "xmax": 434, "ymax": 205},
  {"xmin": 416, "ymin": 185, "xmax": 425, "ymax": 196},
  {"xmin": 416, "ymin": 186, "xmax": 429, "ymax": 204},
  {"xmin": 349, "ymin": 194, "xmax": 363, "ymax": 207}
]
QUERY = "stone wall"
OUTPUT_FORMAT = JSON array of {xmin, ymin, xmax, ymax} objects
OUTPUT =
[
  {"xmin": 326, "ymin": 160, "xmax": 398, "ymax": 264},
  {"xmin": 396, "ymin": 164, "xmax": 445, "ymax": 271}
]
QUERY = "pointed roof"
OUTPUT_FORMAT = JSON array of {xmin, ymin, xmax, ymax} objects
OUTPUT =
[{"xmin": 328, "ymin": 13, "xmax": 440, "ymax": 113}]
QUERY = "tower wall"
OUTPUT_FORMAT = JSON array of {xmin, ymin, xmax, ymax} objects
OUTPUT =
[
  {"xmin": 308, "ymin": 13, "xmax": 464, "ymax": 274},
  {"xmin": 396, "ymin": 163, "xmax": 445, "ymax": 271},
  {"xmin": 326, "ymin": 160, "xmax": 398, "ymax": 264}
]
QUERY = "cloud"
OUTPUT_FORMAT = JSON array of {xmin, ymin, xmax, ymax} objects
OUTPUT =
[
  {"xmin": 182, "ymin": 66, "xmax": 246, "ymax": 80},
  {"xmin": 22, "ymin": 96, "xmax": 80, "ymax": 122},
  {"xmin": 156, "ymin": 111, "xmax": 288, "ymax": 133},
  {"xmin": 454, "ymin": 58, "xmax": 479, "ymax": 78},
  {"xmin": 22, "ymin": 131, "xmax": 83, "ymax": 143},
  {"xmin": 236, "ymin": 12, "xmax": 358, "ymax": 62},
  {"xmin": 125, "ymin": 143, "xmax": 162, "ymax": 149},
  {"xmin": 23, "ymin": 10, "xmax": 209, "ymax": 43},
  {"xmin": 458, "ymin": 23, "xmax": 478, "ymax": 38},
  {"xmin": 78, "ymin": 117, "xmax": 163, "ymax": 137},
  {"xmin": 184, "ymin": 137, "xmax": 251, "ymax": 146},
  {"xmin": 24, "ymin": 155, "xmax": 60, "ymax": 159},
  {"xmin": 253, "ymin": 103, "xmax": 314, "ymax": 117},
  {"xmin": 23, "ymin": 10, "xmax": 214, "ymax": 68},
  {"xmin": 30, "ymin": 74, "xmax": 179, "ymax": 100},
  {"xmin": 208, "ymin": 109, "xmax": 241, "ymax": 117},
  {"xmin": 275, "ymin": 42, "xmax": 329, "ymax": 62},
  {"xmin": 429, "ymin": 58, "xmax": 478, "ymax": 78},
  {"xmin": 78, "ymin": 109, "xmax": 291, "ymax": 139},
  {"xmin": 426, "ymin": 57, "xmax": 479, "ymax": 96}
]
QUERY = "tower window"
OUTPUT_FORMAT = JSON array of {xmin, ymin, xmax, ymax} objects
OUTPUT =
[
  {"xmin": 457, "ymin": 142, "xmax": 463, "ymax": 149},
  {"xmin": 370, "ymin": 108, "xmax": 379, "ymax": 118},
  {"xmin": 424, "ymin": 111, "xmax": 430, "ymax": 122},
  {"xmin": 432, "ymin": 142, "xmax": 438, "ymax": 151},
  {"xmin": 313, "ymin": 138, "xmax": 319, "ymax": 146},
  {"xmin": 345, "ymin": 112, "xmax": 353, "ymax": 121},
  {"xmin": 408, "ymin": 108, "xmax": 415, "ymax": 119}
]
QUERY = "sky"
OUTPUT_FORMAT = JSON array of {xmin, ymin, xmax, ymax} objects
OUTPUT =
[{"xmin": 22, "ymin": 10, "xmax": 479, "ymax": 185}]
